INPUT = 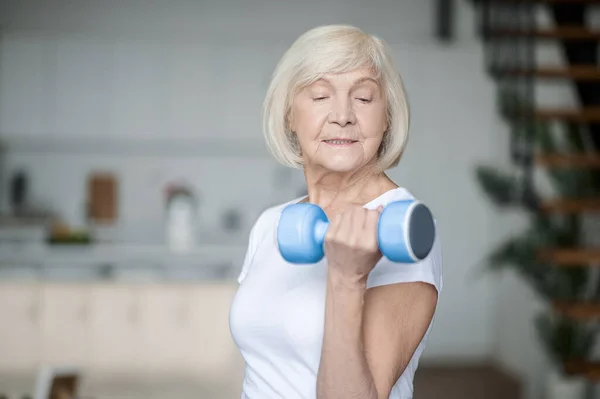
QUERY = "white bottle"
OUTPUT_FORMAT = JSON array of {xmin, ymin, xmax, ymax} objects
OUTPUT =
[{"xmin": 165, "ymin": 190, "xmax": 197, "ymax": 252}]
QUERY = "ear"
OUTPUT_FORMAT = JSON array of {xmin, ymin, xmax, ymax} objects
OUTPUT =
[{"xmin": 285, "ymin": 106, "xmax": 295, "ymax": 133}]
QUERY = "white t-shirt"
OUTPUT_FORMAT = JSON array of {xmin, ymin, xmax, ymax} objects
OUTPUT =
[{"xmin": 229, "ymin": 187, "xmax": 443, "ymax": 399}]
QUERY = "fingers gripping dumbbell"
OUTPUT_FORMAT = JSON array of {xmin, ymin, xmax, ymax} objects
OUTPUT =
[{"xmin": 277, "ymin": 200, "xmax": 436, "ymax": 264}]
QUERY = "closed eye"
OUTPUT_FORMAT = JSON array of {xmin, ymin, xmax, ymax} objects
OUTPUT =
[
  {"xmin": 313, "ymin": 97, "xmax": 329, "ymax": 101},
  {"xmin": 357, "ymin": 98, "xmax": 371, "ymax": 103}
]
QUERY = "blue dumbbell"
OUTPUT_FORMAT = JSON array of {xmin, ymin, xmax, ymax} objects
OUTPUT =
[{"xmin": 277, "ymin": 199, "xmax": 436, "ymax": 264}]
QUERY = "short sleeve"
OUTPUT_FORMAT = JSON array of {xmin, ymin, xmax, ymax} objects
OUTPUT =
[
  {"xmin": 237, "ymin": 213, "xmax": 263, "ymax": 284},
  {"xmin": 366, "ymin": 221, "xmax": 443, "ymax": 296}
]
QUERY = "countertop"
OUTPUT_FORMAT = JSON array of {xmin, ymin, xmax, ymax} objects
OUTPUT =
[
  {"xmin": 0, "ymin": 242, "xmax": 247, "ymax": 263},
  {"xmin": 0, "ymin": 242, "xmax": 248, "ymax": 282}
]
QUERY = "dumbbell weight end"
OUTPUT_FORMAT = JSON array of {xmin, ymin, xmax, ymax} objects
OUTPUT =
[
  {"xmin": 378, "ymin": 200, "xmax": 435, "ymax": 263},
  {"xmin": 278, "ymin": 203, "xmax": 329, "ymax": 264}
]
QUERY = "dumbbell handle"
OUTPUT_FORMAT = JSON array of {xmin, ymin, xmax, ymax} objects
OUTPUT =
[{"xmin": 310, "ymin": 205, "xmax": 431, "ymax": 259}]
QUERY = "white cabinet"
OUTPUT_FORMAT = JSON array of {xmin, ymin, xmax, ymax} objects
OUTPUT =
[
  {"xmin": 0, "ymin": 283, "xmax": 41, "ymax": 372},
  {"xmin": 39, "ymin": 284, "xmax": 91, "ymax": 367},
  {"xmin": 135, "ymin": 283, "xmax": 241, "ymax": 378},
  {"xmin": 0, "ymin": 282, "xmax": 242, "ymax": 377},
  {"xmin": 139, "ymin": 284, "xmax": 196, "ymax": 374},
  {"xmin": 188, "ymin": 284, "xmax": 240, "ymax": 377},
  {"xmin": 111, "ymin": 283, "xmax": 241, "ymax": 377},
  {"xmin": 87, "ymin": 285, "xmax": 145, "ymax": 372}
]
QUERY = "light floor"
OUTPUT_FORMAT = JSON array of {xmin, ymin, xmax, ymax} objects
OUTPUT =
[{"xmin": 0, "ymin": 364, "xmax": 522, "ymax": 399}]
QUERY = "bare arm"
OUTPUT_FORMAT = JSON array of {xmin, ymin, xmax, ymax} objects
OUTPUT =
[
  {"xmin": 317, "ymin": 271, "xmax": 378, "ymax": 399},
  {"xmin": 316, "ymin": 205, "xmax": 438, "ymax": 399},
  {"xmin": 317, "ymin": 270, "xmax": 437, "ymax": 399}
]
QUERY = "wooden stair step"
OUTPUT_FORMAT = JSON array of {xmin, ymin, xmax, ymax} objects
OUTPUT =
[
  {"xmin": 494, "ymin": 0, "xmax": 600, "ymax": 3},
  {"xmin": 553, "ymin": 301, "xmax": 600, "ymax": 320},
  {"xmin": 540, "ymin": 198, "xmax": 600, "ymax": 213},
  {"xmin": 564, "ymin": 360, "xmax": 600, "ymax": 381},
  {"xmin": 535, "ymin": 153, "xmax": 600, "ymax": 168},
  {"xmin": 532, "ymin": 107, "xmax": 600, "ymax": 122},
  {"xmin": 492, "ymin": 27, "xmax": 600, "ymax": 40},
  {"xmin": 504, "ymin": 65, "xmax": 600, "ymax": 80},
  {"xmin": 537, "ymin": 248, "xmax": 600, "ymax": 266}
]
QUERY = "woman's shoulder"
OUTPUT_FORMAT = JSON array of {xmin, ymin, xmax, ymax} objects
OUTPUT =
[
  {"xmin": 385, "ymin": 186, "xmax": 415, "ymax": 201},
  {"xmin": 364, "ymin": 186, "xmax": 415, "ymax": 209}
]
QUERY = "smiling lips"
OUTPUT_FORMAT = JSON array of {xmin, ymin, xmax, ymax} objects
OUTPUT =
[{"xmin": 322, "ymin": 139, "xmax": 358, "ymax": 147}]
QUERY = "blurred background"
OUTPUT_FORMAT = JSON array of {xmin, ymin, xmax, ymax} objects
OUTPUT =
[{"xmin": 0, "ymin": 0, "xmax": 599, "ymax": 398}]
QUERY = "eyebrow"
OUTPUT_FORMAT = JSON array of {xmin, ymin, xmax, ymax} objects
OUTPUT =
[
  {"xmin": 352, "ymin": 76, "xmax": 379, "ymax": 86},
  {"xmin": 315, "ymin": 76, "xmax": 379, "ymax": 87}
]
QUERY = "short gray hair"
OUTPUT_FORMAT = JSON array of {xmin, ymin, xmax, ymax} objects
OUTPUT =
[{"xmin": 262, "ymin": 24, "xmax": 410, "ymax": 170}]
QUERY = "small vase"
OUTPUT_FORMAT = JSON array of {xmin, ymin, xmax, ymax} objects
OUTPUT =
[
  {"xmin": 165, "ymin": 190, "xmax": 197, "ymax": 252},
  {"xmin": 546, "ymin": 369, "xmax": 586, "ymax": 399}
]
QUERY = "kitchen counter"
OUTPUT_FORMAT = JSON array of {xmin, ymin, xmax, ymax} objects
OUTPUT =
[
  {"xmin": 0, "ymin": 242, "xmax": 248, "ymax": 282},
  {"xmin": 0, "ymin": 282, "xmax": 244, "ymax": 393},
  {"xmin": 0, "ymin": 242, "xmax": 247, "ymax": 262}
]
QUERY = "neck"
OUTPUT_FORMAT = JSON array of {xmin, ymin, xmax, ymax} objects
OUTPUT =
[{"xmin": 302, "ymin": 163, "xmax": 396, "ymax": 211}]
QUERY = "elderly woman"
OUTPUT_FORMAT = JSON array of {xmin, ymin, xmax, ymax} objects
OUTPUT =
[{"xmin": 229, "ymin": 24, "xmax": 443, "ymax": 399}]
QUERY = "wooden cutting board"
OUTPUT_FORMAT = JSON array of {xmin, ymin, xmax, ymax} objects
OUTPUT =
[{"xmin": 87, "ymin": 172, "xmax": 118, "ymax": 223}]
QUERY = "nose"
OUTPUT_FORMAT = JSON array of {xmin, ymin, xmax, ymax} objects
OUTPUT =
[{"xmin": 328, "ymin": 96, "xmax": 356, "ymax": 127}]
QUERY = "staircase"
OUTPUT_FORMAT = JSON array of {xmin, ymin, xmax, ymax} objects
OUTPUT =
[{"xmin": 475, "ymin": 0, "xmax": 600, "ymax": 383}]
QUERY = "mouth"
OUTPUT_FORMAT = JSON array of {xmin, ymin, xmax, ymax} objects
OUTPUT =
[{"xmin": 322, "ymin": 139, "xmax": 358, "ymax": 147}]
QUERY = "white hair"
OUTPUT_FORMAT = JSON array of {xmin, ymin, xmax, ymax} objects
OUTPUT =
[{"xmin": 262, "ymin": 24, "xmax": 410, "ymax": 170}]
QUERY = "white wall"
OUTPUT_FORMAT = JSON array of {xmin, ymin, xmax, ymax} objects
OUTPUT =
[
  {"xmin": 1, "ymin": 1, "xmax": 581, "ymax": 398},
  {"xmin": 0, "ymin": 0, "xmax": 439, "ymax": 43}
]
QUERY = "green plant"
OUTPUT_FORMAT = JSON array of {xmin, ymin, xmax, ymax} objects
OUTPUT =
[{"xmin": 475, "ymin": 87, "xmax": 598, "ymax": 370}]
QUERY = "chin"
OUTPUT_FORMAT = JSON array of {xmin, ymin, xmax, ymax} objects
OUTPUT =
[{"xmin": 317, "ymin": 156, "xmax": 365, "ymax": 173}]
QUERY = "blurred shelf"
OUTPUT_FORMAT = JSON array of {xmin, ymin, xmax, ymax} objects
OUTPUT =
[{"xmin": 0, "ymin": 135, "xmax": 271, "ymax": 158}]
